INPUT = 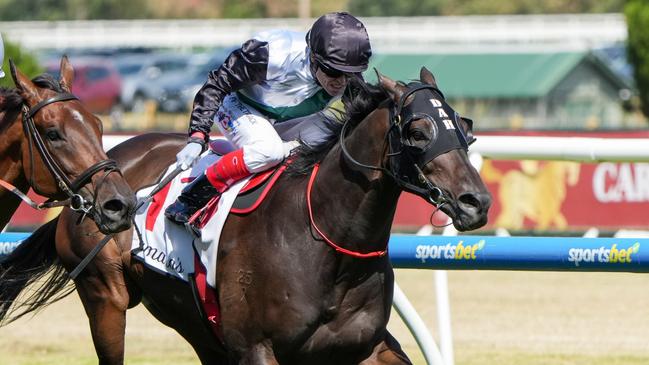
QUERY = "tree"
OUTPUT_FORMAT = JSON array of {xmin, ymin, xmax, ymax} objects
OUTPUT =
[
  {"xmin": 348, "ymin": 0, "xmax": 625, "ymax": 17},
  {"xmin": 1, "ymin": 36, "xmax": 42, "ymax": 88},
  {"xmin": 0, "ymin": 0, "xmax": 149, "ymax": 21},
  {"xmin": 625, "ymin": 0, "xmax": 649, "ymax": 118},
  {"xmin": 349, "ymin": 0, "xmax": 445, "ymax": 17}
]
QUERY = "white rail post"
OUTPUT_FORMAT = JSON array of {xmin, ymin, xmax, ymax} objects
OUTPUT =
[
  {"xmin": 437, "ymin": 224, "xmax": 456, "ymax": 365},
  {"xmin": 392, "ymin": 223, "xmax": 446, "ymax": 365},
  {"xmin": 393, "ymin": 281, "xmax": 445, "ymax": 365}
]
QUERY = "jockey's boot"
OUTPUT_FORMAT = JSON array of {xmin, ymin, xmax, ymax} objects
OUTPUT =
[
  {"xmin": 165, "ymin": 148, "xmax": 250, "ymax": 224},
  {"xmin": 164, "ymin": 173, "xmax": 216, "ymax": 224}
]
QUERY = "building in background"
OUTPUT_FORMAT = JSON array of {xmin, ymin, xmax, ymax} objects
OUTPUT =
[{"xmin": 368, "ymin": 51, "xmax": 636, "ymax": 130}]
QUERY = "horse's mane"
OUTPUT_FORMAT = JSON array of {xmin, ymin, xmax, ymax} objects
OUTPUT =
[
  {"xmin": 0, "ymin": 74, "xmax": 64, "ymax": 130},
  {"xmin": 287, "ymin": 78, "xmax": 389, "ymax": 175},
  {"xmin": 0, "ymin": 88, "xmax": 22, "ymax": 113}
]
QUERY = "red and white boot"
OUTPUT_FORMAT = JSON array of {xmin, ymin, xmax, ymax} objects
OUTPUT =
[{"xmin": 165, "ymin": 149, "xmax": 250, "ymax": 224}]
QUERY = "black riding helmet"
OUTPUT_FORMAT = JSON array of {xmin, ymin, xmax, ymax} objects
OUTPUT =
[{"xmin": 307, "ymin": 12, "xmax": 372, "ymax": 74}]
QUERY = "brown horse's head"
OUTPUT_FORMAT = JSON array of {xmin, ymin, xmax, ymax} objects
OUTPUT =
[
  {"xmin": 9, "ymin": 57, "xmax": 135, "ymax": 233},
  {"xmin": 377, "ymin": 67, "xmax": 491, "ymax": 231}
]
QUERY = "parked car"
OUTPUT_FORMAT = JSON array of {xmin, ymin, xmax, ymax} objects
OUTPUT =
[
  {"xmin": 114, "ymin": 53, "xmax": 189, "ymax": 111},
  {"xmin": 45, "ymin": 57, "xmax": 122, "ymax": 115},
  {"xmin": 156, "ymin": 51, "xmax": 230, "ymax": 113}
]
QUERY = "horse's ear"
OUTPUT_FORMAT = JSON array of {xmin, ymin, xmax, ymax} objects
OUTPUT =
[
  {"xmin": 420, "ymin": 67, "xmax": 438, "ymax": 88},
  {"xmin": 59, "ymin": 55, "xmax": 74, "ymax": 92},
  {"xmin": 376, "ymin": 69, "xmax": 406, "ymax": 103},
  {"xmin": 9, "ymin": 59, "xmax": 39, "ymax": 103}
]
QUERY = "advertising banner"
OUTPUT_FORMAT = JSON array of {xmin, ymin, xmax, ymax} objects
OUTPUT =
[
  {"xmin": 392, "ymin": 131, "xmax": 649, "ymax": 231},
  {"xmin": 5, "ymin": 131, "xmax": 649, "ymax": 232}
]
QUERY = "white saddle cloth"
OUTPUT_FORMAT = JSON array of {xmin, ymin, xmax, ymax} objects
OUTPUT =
[{"xmin": 131, "ymin": 151, "xmax": 250, "ymax": 288}]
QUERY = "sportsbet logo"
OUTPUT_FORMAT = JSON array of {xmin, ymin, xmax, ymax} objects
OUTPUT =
[
  {"xmin": 567, "ymin": 242, "xmax": 641, "ymax": 267},
  {"xmin": 415, "ymin": 239, "xmax": 485, "ymax": 263}
]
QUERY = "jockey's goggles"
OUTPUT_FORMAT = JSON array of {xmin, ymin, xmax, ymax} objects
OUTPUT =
[{"xmin": 317, "ymin": 61, "xmax": 348, "ymax": 78}]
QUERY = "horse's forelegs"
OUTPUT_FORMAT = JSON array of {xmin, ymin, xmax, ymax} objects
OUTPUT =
[
  {"xmin": 57, "ymin": 211, "xmax": 132, "ymax": 365},
  {"xmin": 75, "ymin": 256, "xmax": 130, "ymax": 365},
  {"xmin": 71, "ymin": 240, "xmax": 130, "ymax": 365},
  {"xmin": 238, "ymin": 342, "xmax": 279, "ymax": 365},
  {"xmin": 359, "ymin": 332, "xmax": 413, "ymax": 365}
]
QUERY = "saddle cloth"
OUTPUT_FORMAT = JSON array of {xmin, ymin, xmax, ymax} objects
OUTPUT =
[{"xmin": 130, "ymin": 149, "xmax": 250, "ymax": 288}]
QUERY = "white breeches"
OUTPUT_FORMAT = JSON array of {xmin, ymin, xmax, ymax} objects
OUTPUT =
[
  {"xmin": 215, "ymin": 94, "xmax": 339, "ymax": 173},
  {"xmin": 215, "ymin": 94, "xmax": 298, "ymax": 173}
]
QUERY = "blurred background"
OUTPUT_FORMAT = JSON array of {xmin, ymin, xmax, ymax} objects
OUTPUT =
[
  {"xmin": 2, "ymin": 2, "xmax": 649, "ymax": 365},
  {"xmin": 2, "ymin": 0, "xmax": 649, "ymax": 235}
]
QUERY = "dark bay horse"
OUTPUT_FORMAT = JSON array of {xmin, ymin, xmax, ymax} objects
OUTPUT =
[
  {"xmin": 0, "ymin": 67, "xmax": 490, "ymax": 364},
  {"xmin": 0, "ymin": 57, "xmax": 135, "ymax": 233}
]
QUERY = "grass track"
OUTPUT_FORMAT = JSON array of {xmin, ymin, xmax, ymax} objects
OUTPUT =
[{"xmin": 1, "ymin": 270, "xmax": 648, "ymax": 364}]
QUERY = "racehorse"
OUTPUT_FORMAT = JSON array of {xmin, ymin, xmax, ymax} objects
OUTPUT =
[
  {"xmin": 0, "ymin": 56, "xmax": 135, "ymax": 233},
  {"xmin": 0, "ymin": 67, "xmax": 491, "ymax": 364}
]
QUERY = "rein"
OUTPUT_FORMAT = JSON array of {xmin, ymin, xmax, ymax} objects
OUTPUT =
[
  {"xmin": 306, "ymin": 163, "xmax": 387, "ymax": 258},
  {"xmin": 311, "ymin": 83, "xmax": 470, "ymax": 258},
  {"xmin": 1, "ymin": 92, "xmax": 119, "ymax": 215},
  {"xmin": 69, "ymin": 165, "xmax": 184, "ymax": 279},
  {"xmin": 340, "ymin": 84, "xmax": 453, "ymax": 205}
]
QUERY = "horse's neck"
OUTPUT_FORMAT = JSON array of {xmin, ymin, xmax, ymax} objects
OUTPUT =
[
  {"xmin": 312, "ymin": 108, "xmax": 401, "ymax": 252},
  {"xmin": 0, "ymin": 114, "xmax": 28, "ymax": 228}
]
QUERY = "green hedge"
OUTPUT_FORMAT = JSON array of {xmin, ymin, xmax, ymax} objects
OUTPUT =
[
  {"xmin": 625, "ymin": 1, "xmax": 649, "ymax": 118},
  {"xmin": 1, "ymin": 35, "xmax": 42, "ymax": 88}
]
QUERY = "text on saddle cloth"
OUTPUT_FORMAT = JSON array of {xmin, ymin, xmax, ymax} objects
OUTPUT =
[
  {"xmin": 131, "ymin": 147, "xmax": 287, "ymax": 288},
  {"xmin": 131, "ymin": 150, "xmax": 248, "ymax": 288}
]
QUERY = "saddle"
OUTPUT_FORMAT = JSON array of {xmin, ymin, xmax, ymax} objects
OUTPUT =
[
  {"xmin": 132, "ymin": 140, "xmax": 289, "ymax": 344},
  {"xmin": 191, "ymin": 140, "xmax": 287, "ymax": 228}
]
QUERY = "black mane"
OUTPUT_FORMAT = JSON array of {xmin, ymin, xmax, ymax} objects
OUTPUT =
[
  {"xmin": 32, "ymin": 74, "xmax": 65, "ymax": 93},
  {"xmin": 286, "ymin": 78, "xmax": 389, "ymax": 175},
  {"xmin": 0, "ymin": 87, "xmax": 22, "ymax": 112}
]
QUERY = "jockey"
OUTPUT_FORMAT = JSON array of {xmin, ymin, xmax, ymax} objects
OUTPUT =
[
  {"xmin": 165, "ymin": 12, "xmax": 372, "ymax": 224},
  {"xmin": 0, "ymin": 34, "xmax": 5, "ymax": 78}
]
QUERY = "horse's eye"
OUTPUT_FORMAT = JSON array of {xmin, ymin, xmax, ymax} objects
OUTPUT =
[
  {"xmin": 409, "ymin": 130, "xmax": 427, "ymax": 141},
  {"xmin": 45, "ymin": 129, "xmax": 63, "ymax": 141}
]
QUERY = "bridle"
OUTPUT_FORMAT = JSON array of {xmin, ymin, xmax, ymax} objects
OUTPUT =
[
  {"xmin": 307, "ymin": 82, "xmax": 473, "ymax": 258},
  {"xmin": 20, "ymin": 92, "xmax": 119, "ymax": 215},
  {"xmin": 340, "ymin": 82, "xmax": 472, "ymax": 206}
]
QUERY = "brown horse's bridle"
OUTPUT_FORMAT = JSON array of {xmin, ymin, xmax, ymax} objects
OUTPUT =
[
  {"xmin": 20, "ymin": 92, "xmax": 119, "ymax": 215},
  {"xmin": 340, "ymin": 83, "xmax": 456, "ymax": 205}
]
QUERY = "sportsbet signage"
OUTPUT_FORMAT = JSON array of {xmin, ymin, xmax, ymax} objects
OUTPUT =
[
  {"xmin": 388, "ymin": 235, "xmax": 649, "ymax": 272},
  {"xmin": 567, "ymin": 242, "xmax": 641, "ymax": 267}
]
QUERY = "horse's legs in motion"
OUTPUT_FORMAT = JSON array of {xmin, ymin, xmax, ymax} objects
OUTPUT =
[
  {"xmin": 360, "ymin": 332, "xmax": 413, "ymax": 365},
  {"xmin": 58, "ymin": 215, "xmax": 131, "ymax": 365}
]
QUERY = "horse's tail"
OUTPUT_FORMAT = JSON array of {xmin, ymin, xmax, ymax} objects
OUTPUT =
[{"xmin": 0, "ymin": 217, "xmax": 74, "ymax": 325}]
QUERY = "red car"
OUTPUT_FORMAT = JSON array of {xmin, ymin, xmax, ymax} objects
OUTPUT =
[{"xmin": 45, "ymin": 57, "xmax": 122, "ymax": 114}]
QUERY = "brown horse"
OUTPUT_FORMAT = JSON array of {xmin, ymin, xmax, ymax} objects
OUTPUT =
[
  {"xmin": 0, "ymin": 67, "xmax": 490, "ymax": 364},
  {"xmin": 0, "ymin": 56, "xmax": 135, "ymax": 233}
]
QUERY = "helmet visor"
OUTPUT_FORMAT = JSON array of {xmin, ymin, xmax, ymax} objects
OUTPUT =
[{"xmin": 317, "ymin": 60, "xmax": 347, "ymax": 78}]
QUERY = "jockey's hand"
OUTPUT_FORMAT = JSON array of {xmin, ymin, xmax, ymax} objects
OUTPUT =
[{"xmin": 176, "ymin": 142, "xmax": 203, "ymax": 170}]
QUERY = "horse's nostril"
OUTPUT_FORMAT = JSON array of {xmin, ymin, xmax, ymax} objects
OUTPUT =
[
  {"xmin": 458, "ymin": 193, "xmax": 479, "ymax": 208},
  {"xmin": 458, "ymin": 192, "xmax": 491, "ymax": 211},
  {"xmin": 103, "ymin": 198, "xmax": 126, "ymax": 213}
]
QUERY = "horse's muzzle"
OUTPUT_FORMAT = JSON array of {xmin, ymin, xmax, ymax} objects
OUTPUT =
[
  {"xmin": 448, "ymin": 191, "xmax": 491, "ymax": 231},
  {"xmin": 95, "ymin": 193, "xmax": 137, "ymax": 234}
]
